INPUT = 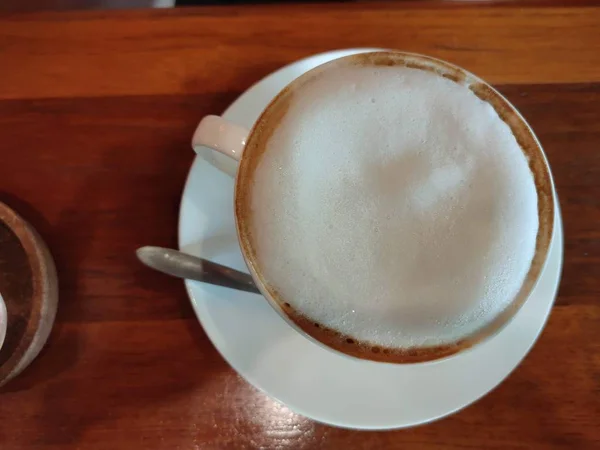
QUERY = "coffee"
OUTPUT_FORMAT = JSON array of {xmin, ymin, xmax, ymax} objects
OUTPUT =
[{"xmin": 235, "ymin": 53, "xmax": 552, "ymax": 363}]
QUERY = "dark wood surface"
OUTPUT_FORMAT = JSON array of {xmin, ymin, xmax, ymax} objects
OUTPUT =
[{"xmin": 0, "ymin": 2, "xmax": 598, "ymax": 449}]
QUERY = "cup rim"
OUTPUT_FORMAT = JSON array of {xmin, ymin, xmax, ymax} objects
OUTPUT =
[{"xmin": 233, "ymin": 50, "xmax": 555, "ymax": 364}]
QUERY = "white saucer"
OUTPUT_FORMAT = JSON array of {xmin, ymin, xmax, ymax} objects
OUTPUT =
[{"xmin": 178, "ymin": 49, "xmax": 564, "ymax": 429}]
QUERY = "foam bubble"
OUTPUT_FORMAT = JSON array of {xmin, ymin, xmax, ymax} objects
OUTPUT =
[{"xmin": 250, "ymin": 66, "xmax": 538, "ymax": 349}]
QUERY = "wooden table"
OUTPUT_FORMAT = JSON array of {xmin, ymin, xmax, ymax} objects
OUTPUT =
[{"xmin": 0, "ymin": 2, "xmax": 598, "ymax": 448}]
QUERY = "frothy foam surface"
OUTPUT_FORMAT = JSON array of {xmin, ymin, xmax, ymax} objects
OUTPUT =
[{"xmin": 250, "ymin": 65, "xmax": 538, "ymax": 349}]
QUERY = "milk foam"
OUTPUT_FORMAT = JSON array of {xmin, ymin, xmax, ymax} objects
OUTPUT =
[{"xmin": 250, "ymin": 65, "xmax": 538, "ymax": 349}]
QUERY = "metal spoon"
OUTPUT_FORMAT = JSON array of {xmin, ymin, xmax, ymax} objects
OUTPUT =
[{"xmin": 136, "ymin": 246, "xmax": 260, "ymax": 294}]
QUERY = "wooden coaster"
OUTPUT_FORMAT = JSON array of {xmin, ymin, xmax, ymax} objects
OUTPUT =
[{"xmin": 0, "ymin": 202, "xmax": 58, "ymax": 387}]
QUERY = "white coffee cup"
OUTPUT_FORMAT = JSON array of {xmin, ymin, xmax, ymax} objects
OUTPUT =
[
  {"xmin": 190, "ymin": 51, "xmax": 554, "ymax": 364},
  {"xmin": 0, "ymin": 292, "xmax": 7, "ymax": 351}
]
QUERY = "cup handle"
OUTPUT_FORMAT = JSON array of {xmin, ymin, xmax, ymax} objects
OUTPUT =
[{"xmin": 191, "ymin": 115, "xmax": 249, "ymax": 162}]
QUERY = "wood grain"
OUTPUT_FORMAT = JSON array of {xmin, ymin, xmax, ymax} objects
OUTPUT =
[
  {"xmin": 1, "ymin": 4, "xmax": 599, "ymax": 101},
  {"xmin": 0, "ymin": 3, "xmax": 598, "ymax": 449}
]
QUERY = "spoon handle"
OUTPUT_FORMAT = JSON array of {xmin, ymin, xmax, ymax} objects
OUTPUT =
[{"xmin": 136, "ymin": 246, "xmax": 261, "ymax": 294}]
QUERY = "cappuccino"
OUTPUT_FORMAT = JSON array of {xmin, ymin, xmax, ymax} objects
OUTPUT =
[{"xmin": 243, "ymin": 56, "xmax": 541, "ymax": 361}]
